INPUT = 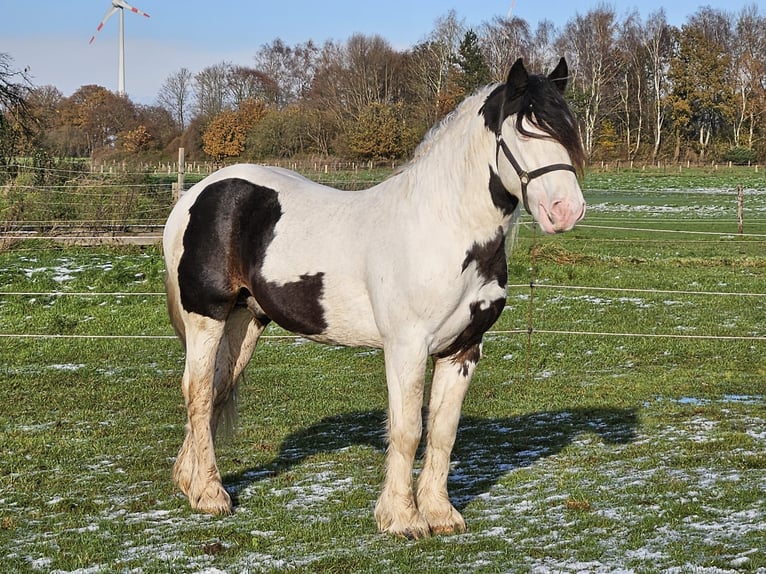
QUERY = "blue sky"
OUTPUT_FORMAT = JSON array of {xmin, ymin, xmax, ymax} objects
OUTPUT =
[{"xmin": 1, "ymin": 0, "xmax": 761, "ymax": 104}]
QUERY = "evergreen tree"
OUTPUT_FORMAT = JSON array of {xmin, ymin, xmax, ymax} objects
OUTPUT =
[{"xmin": 453, "ymin": 30, "xmax": 491, "ymax": 98}]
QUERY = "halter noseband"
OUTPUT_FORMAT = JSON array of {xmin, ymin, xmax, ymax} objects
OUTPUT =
[{"xmin": 495, "ymin": 134, "xmax": 577, "ymax": 215}]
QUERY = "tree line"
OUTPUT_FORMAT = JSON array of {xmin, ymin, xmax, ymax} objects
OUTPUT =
[{"xmin": 2, "ymin": 4, "xmax": 765, "ymax": 171}]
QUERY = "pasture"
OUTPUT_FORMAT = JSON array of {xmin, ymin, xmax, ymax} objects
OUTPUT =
[{"xmin": 1, "ymin": 167, "xmax": 765, "ymax": 572}]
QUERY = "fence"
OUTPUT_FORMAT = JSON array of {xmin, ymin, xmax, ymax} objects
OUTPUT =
[{"xmin": 2, "ymin": 164, "xmax": 766, "ymax": 357}]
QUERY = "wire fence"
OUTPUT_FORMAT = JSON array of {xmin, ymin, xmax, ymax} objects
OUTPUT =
[{"xmin": 1, "ymin": 165, "xmax": 766, "ymax": 346}]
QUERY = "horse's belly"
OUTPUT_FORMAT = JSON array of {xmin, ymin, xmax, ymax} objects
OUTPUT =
[
  {"xmin": 251, "ymin": 270, "xmax": 383, "ymax": 348},
  {"xmin": 311, "ymin": 286, "xmax": 384, "ymax": 347}
]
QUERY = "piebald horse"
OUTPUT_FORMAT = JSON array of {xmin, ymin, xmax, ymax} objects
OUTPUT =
[{"xmin": 163, "ymin": 58, "xmax": 586, "ymax": 538}]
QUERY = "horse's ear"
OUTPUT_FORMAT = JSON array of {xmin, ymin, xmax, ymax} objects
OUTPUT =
[
  {"xmin": 548, "ymin": 57, "xmax": 569, "ymax": 93},
  {"xmin": 505, "ymin": 58, "xmax": 528, "ymax": 101}
]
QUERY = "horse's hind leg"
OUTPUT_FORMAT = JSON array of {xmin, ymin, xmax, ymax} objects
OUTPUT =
[
  {"xmin": 173, "ymin": 310, "xmax": 263, "ymax": 514},
  {"xmin": 211, "ymin": 308, "xmax": 265, "ymax": 438},
  {"xmin": 416, "ymin": 344, "xmax": 480, "ymax": 534}
]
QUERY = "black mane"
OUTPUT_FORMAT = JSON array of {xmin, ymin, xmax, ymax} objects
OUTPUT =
[{"xmin": 480, "ymin": 62, "xmax": 585, "ymax": 175}]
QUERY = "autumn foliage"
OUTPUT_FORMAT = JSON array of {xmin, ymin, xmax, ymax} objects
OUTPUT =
[{"xmin": 2, "ymin": 6, "xmax": 766, "ymax": 167}]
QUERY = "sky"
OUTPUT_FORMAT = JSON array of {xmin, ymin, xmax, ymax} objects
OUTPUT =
[{"xmin": 1, "ymin": 0, "xmax": 761, "ymax": 105}]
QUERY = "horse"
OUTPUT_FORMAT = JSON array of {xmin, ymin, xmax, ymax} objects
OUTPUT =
[{"xmin": 162, "ymin": 57, "xmax": 586, "ymax": 539}]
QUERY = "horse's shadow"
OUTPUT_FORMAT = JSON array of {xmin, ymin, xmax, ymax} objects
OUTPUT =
[{"xmin": 225, "ymin": 407, "xmax": 638, "ymax": 509}]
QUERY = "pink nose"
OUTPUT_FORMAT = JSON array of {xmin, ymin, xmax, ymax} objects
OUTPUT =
[{"xmin": 549, "ymin": 199, "xmax": 586, "ymax": 232}]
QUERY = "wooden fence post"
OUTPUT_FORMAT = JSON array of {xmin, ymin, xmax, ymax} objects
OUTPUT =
[
  {"xmin": 737, "ymin": 184, "xmax": 744, "ymax": 235},
  {"xmin": 172, "ymin": 147, "xmax": 185, "ymax": 202}
]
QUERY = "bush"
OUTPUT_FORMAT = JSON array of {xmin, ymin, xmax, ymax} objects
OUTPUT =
[{"xmin": 722, "ymin": 146, "xmax": 757, "ymax": 165}]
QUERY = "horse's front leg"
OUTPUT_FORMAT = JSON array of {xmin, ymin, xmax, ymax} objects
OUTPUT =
[
  {"xmin": 417, "ymin": 343, "xmax": 480, "ymax": 534},
  {"xmin": 375, "ymin": 341, "xmax": 430, "ymax": 539}
]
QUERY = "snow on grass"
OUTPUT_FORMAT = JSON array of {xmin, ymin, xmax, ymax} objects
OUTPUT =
[{"xmin": 2, "ymin": 400, "xmax": 764, "ymax": 572}]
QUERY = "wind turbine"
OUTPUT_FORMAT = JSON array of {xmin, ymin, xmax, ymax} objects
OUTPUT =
[{"xmin": 89, "ymin": 0, "xmax": 150, "ymax": 96}]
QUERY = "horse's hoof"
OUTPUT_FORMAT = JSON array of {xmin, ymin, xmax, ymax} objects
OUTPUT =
[
  {"xmin": 423, "ymin": 508, "xmax": 466, "ymax": 536},
  {"xmin": 191, "ymin": 485, "xmax": 232, "ymax": 515},
  {"xmin": 429, "ymin": 522, "xmax": 466, "ymax": 536},
  {"xmin": 376, "ymin": 510, "xmax": 431, "ymax": 540}
]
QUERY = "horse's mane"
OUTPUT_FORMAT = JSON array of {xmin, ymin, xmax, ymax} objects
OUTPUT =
[
  {"xmin": 404, "ymin": 86, "xmax": 497, "ymax": 169},
  {"xmin": 406, "ymin": 72, "xmax": 584, "ymax": 177}
]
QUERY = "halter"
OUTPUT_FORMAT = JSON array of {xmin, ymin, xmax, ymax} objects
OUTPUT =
[{"xmin": 495, "ymin": 133, "xmax": 577, "ymax": 215}]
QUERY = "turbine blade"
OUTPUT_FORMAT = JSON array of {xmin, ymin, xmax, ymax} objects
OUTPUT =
[
  {"xmin": 114, "ymin": 0, "xmax": 150, "ymax": 18},
  {"xmin": 89, "ymin": 5, "xmax": 119, "ymax": 44}
]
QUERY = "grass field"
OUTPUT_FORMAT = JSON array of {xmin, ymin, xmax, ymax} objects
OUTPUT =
[{"xmin": 1, "ymin": 168, "xmax": 765, "ymax": 572}]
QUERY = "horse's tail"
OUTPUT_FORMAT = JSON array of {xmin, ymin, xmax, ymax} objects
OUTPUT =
[{"xmin": 216, "ymin": 380, "xmax": 240, "ymax": 442}]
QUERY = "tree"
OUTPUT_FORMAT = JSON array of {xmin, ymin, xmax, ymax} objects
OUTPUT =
[
  {"xmin": 479, "ymin": 16, "xmax": 531, "ymax": 81},
  {"xmin": 527, "ymin": 20, "xmax": 559, "ymax": 72},
  {"xmin": 0, "ymin": 53, "xmax": 32, "ymax": 173},
  {"xmin": 558, "ymin": 6, "xmax": 621, "ymax": 157},
  {"xmin": 346, "ymin": 102, "xmax": 417, "ymax": 160},
  {"xmin": 309, "ymin": 34, "xmax": 405, "ymax": 124},
  {"xmin": 406, "ymin": 10, "xmax": 466, "ymax": 123},
  {"xmin": 644, "ymin": 10, "xmax": 674, "ymax": 160},
  {"xmin": 135, "ymin": 104, "xmax": 176, "ymax": 151},
  {"xmin": 731, "ymin": 6, "xmax": 766, "ymax": 149},
  {"xmin": 253, "ymin": 39, "xmax": 319, "ymax": 106},
  {"xmin": 614, "ymin": 11, "xmax": 648, "ymax": 160},
  {"xmin": 668, "ymin": 8, "xmax": 734, "ymax": 160},
  {"xmin": 194, "ymin": 62, "xmax": 231, "ymax": 121},
  {"xmin": 202, "ymin": 110, "xmax": 245, "ymax": 162},
  {"xmin": 246, "ymin": 106, "xmax": 309, "ymax": 159},
  {"xmin": 157, "ymin": 67, "xmax": 193, "ymax": 130},
  {"xmin": 227, "ymin": 66, "xmax": 278, "ymax": 107},
  {"xmin": 24, "ymin": 85, "xmax": 63, "ymax": 146},
  {"xmin": 57, "ymin": 85, "xmax": 137, "ymax": 156},
  {"xmin": 120, "ymin": 125, "xmax": 152, "ymax": 153},
  {"xmin": 202, "ymin": 99, "xmax": 266, "ymax": 162},
  {"xmin": 453, "ymin": 29, "xmax": 491, "ymax": 98}
]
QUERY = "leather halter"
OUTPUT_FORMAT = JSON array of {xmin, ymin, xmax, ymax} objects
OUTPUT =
[{"xmin": 495, "ymin": 134, "xmax": 577, "ymax": 215}]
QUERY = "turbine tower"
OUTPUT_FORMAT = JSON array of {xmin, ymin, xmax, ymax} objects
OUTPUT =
[{"xmin": 89, "ymin": 0, "xmax": 150, "ymax": 96}]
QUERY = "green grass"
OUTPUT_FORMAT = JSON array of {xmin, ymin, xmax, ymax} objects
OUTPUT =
[{"xmin": 0, "ymin": 173, "xmax": 765, "ymax": 572}]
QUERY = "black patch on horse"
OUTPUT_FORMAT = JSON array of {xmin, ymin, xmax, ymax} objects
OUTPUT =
[
  {"xmin": 488, "ymin": 169, "xmax": 519, "ymax": 216},
  {"xmin": 437, "ymin": 229, "xmax": 508, "ymax": 361},
  {"xmin": 178, "ymin": 178, "xmax": 327, "ymax": 335},
  {"xmin": 461, "ymin": 227, "xmax": 508, "ymax": 289}
]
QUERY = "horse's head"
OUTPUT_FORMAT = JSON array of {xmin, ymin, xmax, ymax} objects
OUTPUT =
[{"xmin": 482, "ymin": 58, "xmax": 586, "ymax": 234}]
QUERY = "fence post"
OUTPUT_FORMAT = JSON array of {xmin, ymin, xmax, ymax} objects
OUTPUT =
[
  {"xmin": 737, "ymin": 184, "xmax": 744, "ymax": 235},
  {"xmin": 172, "ymin": 147, "xmax": 185, "ymax": 202}
]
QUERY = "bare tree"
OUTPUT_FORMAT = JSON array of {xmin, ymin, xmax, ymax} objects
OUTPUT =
[
  {"xmin": 528, "ymin": 20, "xmax": 560, "ymax": 73},
  {"xmin": 254, "ymin": 39, "xmax": 319, "ymax": 107},
  {"xmin": 558, "ymin": 6, "xmax": 621, "ymax": 157},
  {"xmin": 194, "ymin": 62, "xmax": 232, "ymax": 121},
  {"xmin": 479, "ymin": 15, "xmax": 531, "ymax": 81},
  {"xmin": 405, "ymin": 10, "xmax": 466, "ymax": 121},
  {"xmin": 644, "ymin": 10, "xmax": 673, "ymax": 160},
  {"xmin": 732, "ymin": 5, "xmax": 766, "ymax": 149},
  {"xmin": 157, "ymin": 67, "xmax": 193, "ymax": 130},
  {"xmin": 345, "ymin": 34, "xmax": 402, "ymax": 109},
  {"xmin": 310, "ymin": 34, "xmax": 403, "ymax": 122},
  {"xmin": 227, "ymin": 65, "xmax": 278, "ymax": 107},
  {"xmin": 615, "ymin": 11, "xmax": 647, "ymax": 160}
]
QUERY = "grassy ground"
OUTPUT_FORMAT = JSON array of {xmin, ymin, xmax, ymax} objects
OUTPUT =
[{"xmin": 0, "ymin": 171, "xmax": 765, "ymax": 572}]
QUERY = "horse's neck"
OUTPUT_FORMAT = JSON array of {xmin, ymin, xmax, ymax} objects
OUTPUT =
[{"xmin": 388, "ymin": 116, "xmax": 511, "ymax": 234}]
